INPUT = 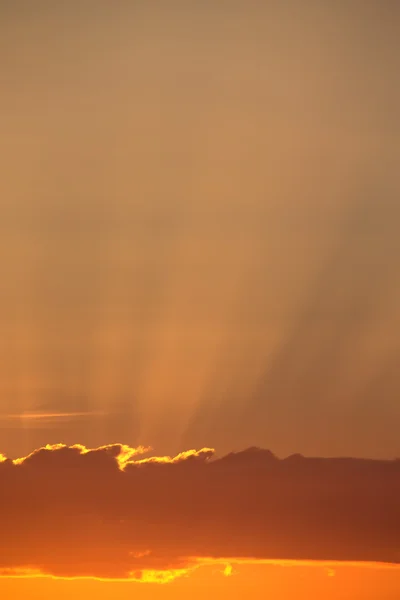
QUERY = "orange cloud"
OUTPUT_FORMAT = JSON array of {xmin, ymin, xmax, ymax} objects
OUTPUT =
[
  {"xmin": 1, "ymin": 412, "xmax": 104, "ymax": 420},
  {"xmin": 0, "ymin": 566, "xmax": 193, "ymax": 584},
  {"xmin": 11, "ymin": 442, "xmax": 150, "ymax": 470},
  {"xmin": 223, "ymin": 563, "xmax": 233, "ymax": 577},
  {"xmin": 0, "ymin": 444, "xmax": 398, "ymax": 581},
  {"xmin": 1, "ymin": 558, "xmax": 398, "ymax": 586}
]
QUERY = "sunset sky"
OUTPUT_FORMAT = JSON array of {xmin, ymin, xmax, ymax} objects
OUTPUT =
[{"xmin": 1, "ymin": 1, "xmax": 399, "ymax": 598}]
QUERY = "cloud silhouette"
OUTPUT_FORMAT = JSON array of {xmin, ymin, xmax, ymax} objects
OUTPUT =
[{"xmin": 0, "ymin": 444, "xmax": 399, "ymax": 580}]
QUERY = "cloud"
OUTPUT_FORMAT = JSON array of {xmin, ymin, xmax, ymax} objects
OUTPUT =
[
  {"xmin": 0, "ymin": 411, "xmax": 104, "ymax": 421},
  {"xmin": 0, "ymin": 444, "xmax": 399, "ymax": 581}
]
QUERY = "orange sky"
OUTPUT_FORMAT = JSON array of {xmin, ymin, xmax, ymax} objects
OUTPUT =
[
  {"xmin": 0, "ymin": 2, "xmax": 399, "ymax": 597},
  {"xmin": 1, "ymin": 0, "xmax": 400, "ymax": 461},
  {"xmin": 1, "ymin": 562, "xmax": 400, "ymax": 600}
]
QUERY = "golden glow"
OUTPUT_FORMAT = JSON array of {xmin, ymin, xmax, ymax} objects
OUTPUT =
[
  {"xmin": 134, "ymin": 569, "xmax": 190, "ymax": 584},
  {"xmin": 12, "ymin": 444, "xmax": 67, "ymax": 466},
  {"xmin": 193, "ymin": 557, "xmax": 400, "ymax": 572},
  {"xmin": 69, "ymin": 443, "xmax": 152, "ymax": 471},
  {"xmin": 0, "ymin": 566, "xmax": 191, "ymax": 584},
  {"xmin": 7, "ymin": 443, "xmax": 214, "ymax": 471},
  {"xmin": 223, "ymin": 564, "xmax": 233, "ymax": 577},
  {"xmin": 10, "ymin": 443, "xmax": 150, "ymax": 470},
  {"xmin": 1, "ymin": 559, "xmax": 399, "ymax": 586},
  {"xmin": 132, "ymin": 447, "xmax": 215, "ymax": 465}
]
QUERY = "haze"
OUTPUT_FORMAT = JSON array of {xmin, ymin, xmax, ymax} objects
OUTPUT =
[{"xmin": 1, "ymin": 1, "xmax": 399, "ymax": 461}]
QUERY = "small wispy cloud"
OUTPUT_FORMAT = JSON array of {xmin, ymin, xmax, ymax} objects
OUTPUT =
[
  {"xmin": 0, "ymin": 411, "xmax": 104, "ymax": 421},
  {"xmin": 0, "ymin": 411, "xmax": 106, "ymax": 430}
]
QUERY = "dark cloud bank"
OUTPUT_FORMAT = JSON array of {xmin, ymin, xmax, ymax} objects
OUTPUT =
[{"xmin": 0, "ymin": 444, "xmax": 399, "ymax": 579}]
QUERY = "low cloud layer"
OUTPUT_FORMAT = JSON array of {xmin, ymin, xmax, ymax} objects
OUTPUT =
[{"xmin": 0, "ymin": 444, "xmax": 399, "ymax": 580}]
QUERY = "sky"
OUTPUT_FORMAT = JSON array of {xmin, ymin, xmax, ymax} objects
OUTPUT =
[
  {"xmin": 0, "ymin": 443, "xmax": 399, "ymax": 598},
  {"xmin": 1, "ymin": 562, "xmax": 400, "ymax": 600},
  {"xmin": 0, "ymin": 1, "xmax": 399, "ymax": 598}
]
